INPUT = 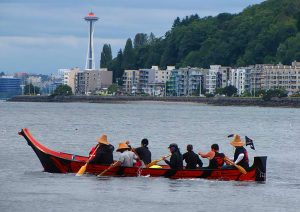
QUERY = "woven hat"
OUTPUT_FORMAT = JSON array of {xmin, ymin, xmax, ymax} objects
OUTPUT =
[
  {"xmin": 230, "ymin": 135, "xmax": 245, "ymax": 147},
  {"xmin": 116, "ymin": 142, "xmax": 130, "ymax": 152},
  {"xmin": 96, "ymin": 134, "xmax": 110, "ymax": 145}
]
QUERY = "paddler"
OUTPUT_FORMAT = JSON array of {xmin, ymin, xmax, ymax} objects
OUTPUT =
[
  {"xmin": 228, "ymin": 135, "xmax": 249, "ymax": 169},
  {"xmin": 89, "ymin": 134, "xmax": 114, "ymax": 165},
  {"xmin": 183, "ymin": 144, "xmax": 203, "ymax": 169},
  {"xmin": 198, "ymin": 144, "xmax": 225, "ymax": 169},
  {"xmin": 134, "ymin": 138, "xmax": 152, "ymax": 165},
  {"xmin": 114, "ymin": 142, "xmax": 139, "ymax": 167},
  {"xmin": 163, "ymin": 143, "xmax": 183, "ymax": 169}
]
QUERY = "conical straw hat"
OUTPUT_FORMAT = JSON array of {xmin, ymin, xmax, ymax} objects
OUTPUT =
[
  {"xmin": 230, "ymin": 134, "xmax": 245, "ymax": 147},
  {"xmin": 96, "ymin": 134, "xmax": 110, "ymax": 145},
  {"xmin": 116, "ymin": 142, "xmax": 130, "ymax": 152}
]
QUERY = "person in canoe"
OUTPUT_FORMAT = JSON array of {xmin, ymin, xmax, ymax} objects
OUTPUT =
[
  {"xmin": 183, "ymin": 144, "xmax": 203, "ymax": 169},
  {"xmin": 198, "ymin": 144, "xmax": 225, "ymax": 169},
  {"xmin": 228, "ymin": 135, "xmax": 249, "ymax": 169},
  {"xmin": 89, "ymin": 134, "xmax": 114, "ymax": 165},
  {"xmin": 134, "ymin": 138, "xmax": 152, "ymax": 166},
  {"xmin": 115, "ymin": 142, "xmax": 139, "ymax": 167},
  {"xmin": 163, "ymin": 143, "xmax": 183, "ymax": 170}
]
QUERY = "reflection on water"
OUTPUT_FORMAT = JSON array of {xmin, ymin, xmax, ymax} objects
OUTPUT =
[{"xmin": 0, "ymin": 102, "xmax": 300, "ymax": 211}]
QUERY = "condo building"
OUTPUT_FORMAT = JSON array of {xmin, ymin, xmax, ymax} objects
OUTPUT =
[
  {"xmin": 76, "ymin": 69, "xmax": 112, "ymax": 95},
  {"xmin": 206, "ymin": 65, "xmax": 231, "ymax": 94},
  {"xmin": 123, "ymin": 70, "xmax": 140, "ymax": 94},
  {"xmin": 231, "ymin": 67, "xmax": 251, "ymax": 95},
  {"xmin": 261, "ymin": 61, "xmax": 300, "ymax": 93}
]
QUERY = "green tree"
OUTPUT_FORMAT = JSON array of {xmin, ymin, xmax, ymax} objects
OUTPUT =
[
  {"xmin": 148, "ymin": 32, "xmax": 156, "ymax": 44},
  {"xmin": 122, "ymin": 38, "xmax": 136, "ymax": 69},
  {"xmin": 53, "ymin": 85, "xmax": 72, "ymax": 96},
  {"xmin": 133, "ymin": 33, "xmax": 148, "ymax": 48},
  {"xmin": 276, "ymin": 33, "xmax": 300, "ymax": 64},
  {"xmin": 100, "ymin": 44, "xmax": 112, "ymax": 68},
  {"xmin": 107, "ymin": 84, "xmax": 119, "ymax": 95},
  {"xmin": 0, "ymin": 72, "xmax": 4, "ymax": 76},
  {"xmin": 222, "ymin": 85, "xmax": 238, "ymax": 97},
  {"xmin": 108, "ymin": 49, "xmax": 124, "ymax": 84},
  {"xmin": 24, "ymin": 83, "xmax": 40, "ymax": 95},
  {"xmin": 262, "ymin": 89, "xmax": 288, "ymax": 101}
]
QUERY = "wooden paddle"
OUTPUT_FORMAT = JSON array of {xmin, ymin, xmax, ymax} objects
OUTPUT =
[
  {"xmin": 224, "ymin": 156, "xmax": 247, "ymax": 174},
  {"xmin": 145, "ymin": 153, "xmax": 172, "ymax": 168},
  {"xmin": 97, "ymin": 161, "xmax": 119, "ymax": 177},
  {"xmin": 76, "ymin": 144, "xmax": 99, "ymax": 176}
]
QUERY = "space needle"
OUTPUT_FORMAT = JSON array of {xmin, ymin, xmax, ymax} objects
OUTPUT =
[{"xmin": 84, "ymin": 12, "xmax": 98, "ymax": 70}]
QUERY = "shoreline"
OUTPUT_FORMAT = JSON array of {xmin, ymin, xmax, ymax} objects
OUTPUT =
[{"xmin": 7, "ymin": 95, "xmax": 300, "ymax": 108}]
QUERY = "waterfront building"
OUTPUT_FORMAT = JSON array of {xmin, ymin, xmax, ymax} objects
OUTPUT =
[
  {"xmin": 138, "ymin": 68, "xmax": 155, "ymax": 93},
  {"xmin": 166, "ymin": 67, "xmax": 207, "ymax": 96},
  {"xmin": 0, "ymin": 76, "xmax": 22, "ymax": 99},
  {"xmin": 154, "ymin": 66, "xmax": 174, "ymax": 83},
  {"xmin": 206, "ymin": 65, "xmax": 231, "ymax": 94},
  {"xmin": 123, "ymin": 70, "xmax": 139, "ymax": 94},
  {"xmin": 76, "ymin": 69, "xmax": 112, "ymax": 95},
  {"xmin": 84, "ymin": 12, "xmax": 99, "ymax": 70},
  {"xmin": 166, "ymin": 69, "xmax": 179, "ymax": 96},
  {"xmin": 140, "ymin": 66, "xmax": 174, "ymax": 96},
  {"xmin": 231, "ymin": 68, "xmax": 251, "ymax": 95},
  {"xmin": 249, "ymin": 65, "xmax": 264, "ymax": 96},
  {"xmin": 62, "ymin": 68, "xmax": 81, "ymax": 94},
  {"xmin": 261, "ymin": 61, "xmax": 300, "ymax": 94}
]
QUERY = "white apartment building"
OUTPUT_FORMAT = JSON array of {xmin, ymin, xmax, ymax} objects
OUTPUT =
[
  {"xmin": 231, "ymin": 68, "xmax": 251, "ymax": 95},
  {"xmin": 206, "ymin": 65, "xmax": 221, "ymax": 93},
  {"xmin": 123, "ymin": 70, "xmax": 139, "ymax": 93},
  {"xmin": 206, "ymin": 65, "xmax": 231, "ymax": 94},
  {"xmin": 154, "ymin": 66, "xmax": 174, "ymax": 83},
  {"xmin": 261, "ymin": 61, "xmax": 300, "ymax": 93},
  {"xmin": 63, "ymin": 68, "xmax": 80, "ymax": 94}
]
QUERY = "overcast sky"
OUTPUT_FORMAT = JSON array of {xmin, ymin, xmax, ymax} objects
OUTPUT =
[{"xmin": 0, "ymin": 0, "xmax": 265, "ymax": 74}]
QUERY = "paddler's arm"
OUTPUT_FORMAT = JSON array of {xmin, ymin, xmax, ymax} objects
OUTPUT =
[
  {"xmin": 198, "ymin": 151, "xmax": 214, "ymax": 159},
  {"xmin": 234, "ymin": 153, "xmax": 244, "ymax": 164}
]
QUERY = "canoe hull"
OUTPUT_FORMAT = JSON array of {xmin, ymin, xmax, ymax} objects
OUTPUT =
[{"xmin": 19, "ymin": 128, "xmax": 267, "ymax": 181}]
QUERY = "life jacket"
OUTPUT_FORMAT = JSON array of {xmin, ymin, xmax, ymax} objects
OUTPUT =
[
  {"xmin": 234, "ymin": 147, "xmax": 249, "ymax": 168},
  {"xmin": 214, "ymin": 152, "xmax": 225, "ymax": 168},
  {"xmin": 209, "ymin": 152, "xmax": 225, "ymax": 169},
  {"xmin": 134, "ymin": 160, "xmax": 143, "ymax": 168}
]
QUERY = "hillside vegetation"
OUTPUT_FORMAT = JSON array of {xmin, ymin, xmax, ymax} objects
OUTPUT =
[{"xmin": 106, "ymin": 0, "xmax": 300, "ymax": 82}]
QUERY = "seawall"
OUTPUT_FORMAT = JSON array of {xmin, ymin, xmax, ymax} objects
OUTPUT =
[{"xmin": 7, "ymin": 95, "xmax": 300, "ymax": 108}]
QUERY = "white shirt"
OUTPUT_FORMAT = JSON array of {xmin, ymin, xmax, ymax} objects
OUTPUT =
[{"xmin": 119, "ymin": 151, "xmax": 137, "ymax": 167}]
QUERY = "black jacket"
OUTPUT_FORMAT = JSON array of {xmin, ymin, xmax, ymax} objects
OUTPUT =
[
  {"xmin": 165, "ymin": 151, "xmax": 183, "ymax": 170},
  {"xmin": 135, "ymin": 146, "xmax": 152, "ymax": 165},
  {"xmin": 183, "ymin": 151, "xmax": 203, "ymax": 169},
  {"xmin": 90, "ymin": 144, "xmax": 114, "ymax": 165}
]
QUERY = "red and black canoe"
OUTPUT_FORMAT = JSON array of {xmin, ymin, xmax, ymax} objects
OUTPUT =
[{"xmin": 19, "ymin": 128, "xmax": 267, "ymax": 182}]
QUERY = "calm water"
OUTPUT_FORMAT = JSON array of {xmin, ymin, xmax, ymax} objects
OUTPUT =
[{"xmin": 0, "ymin": 101, "xmax": 300, "ymax": 212}]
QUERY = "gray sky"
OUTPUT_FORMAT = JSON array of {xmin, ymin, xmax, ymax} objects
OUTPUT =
[{"xmin": 0, "ymin": 0, "xmax": 265, "ymax": 74}]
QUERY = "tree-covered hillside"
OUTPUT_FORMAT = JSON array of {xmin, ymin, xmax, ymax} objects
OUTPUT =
[{"xmin": 106, "ymin": 0, "xmax": 300, "ymax": 82}]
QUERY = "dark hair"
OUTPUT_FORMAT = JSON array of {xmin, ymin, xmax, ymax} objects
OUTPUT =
[
  {"xmin": 187, "ymin": 144, "xmax": 193, "ymax": 152},
  {"xmin": 141, "ymin": 138, "xmax": 149, "ymax": 147},
  {"xmin": 211, "ymin": 144, "xmax": 219, "ymax": 151}
]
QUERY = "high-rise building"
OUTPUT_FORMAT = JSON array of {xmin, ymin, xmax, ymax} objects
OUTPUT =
[
  {"xmin": 0, "ymin": 76, "xmax": 22, "ymax": 99},
  {"xmin": 84, "ymin": 12, "xmax": 99, "ymax": 70}
]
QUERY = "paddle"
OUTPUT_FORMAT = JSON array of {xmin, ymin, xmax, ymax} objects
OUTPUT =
[
  {"xmin": 76, "ymin": 144, "xmax": 100, "ymax": 176},
  {"xmin": 97, "ymin": 161, "xmax": 119, "ymax": 177},
  {"xmin": 145, "ymin": 153, "xmax": 172, "ymax": 168},
  {"xmin": 224, "ymin": 156, "xmax": 247, "ymax": 174}
]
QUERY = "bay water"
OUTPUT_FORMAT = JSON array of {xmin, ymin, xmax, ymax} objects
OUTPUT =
[{"xmin": 0, "ymin": 101, "xmax": 299, "ymax": 211}]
